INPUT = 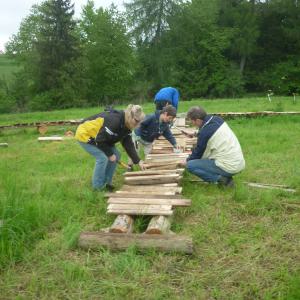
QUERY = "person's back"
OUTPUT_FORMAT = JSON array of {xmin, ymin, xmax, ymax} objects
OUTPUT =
[{"xmin": 154, "ymin": 87, "xmax": 180, "ymax": 110}]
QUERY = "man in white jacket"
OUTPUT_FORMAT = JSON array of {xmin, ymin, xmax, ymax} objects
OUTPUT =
[{"xmin": 183, "ymin": 106, "xmax": 245, "ymax": 187}]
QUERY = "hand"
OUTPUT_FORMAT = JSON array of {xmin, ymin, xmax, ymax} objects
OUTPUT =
[
  {"xmin": 138, "ymin": 160, "xmax": 146, "ymax": 170},
  {"xmin": 109, "ymin": 154, "xmax": 117, "ymax": 162},
  {"xmin": 178, "ymin": 159, "xmax": 187, "ymax": 167},
  {"xmin": 173, "ymin": 145, "xmax": 182, "ymax": 153}
]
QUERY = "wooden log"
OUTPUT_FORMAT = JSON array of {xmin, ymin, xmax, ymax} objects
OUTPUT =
[
  {"xmin": 0, "ymin": 143, "xmax": 8, "ymax": 147},
  {"xmin": 124, "ymin": 174, "xmax": 180, "ymax": 185},
  {"xmin": 78, "ymin": 232, "xmax": 193, "ymax": 254},
  {"xmin": 109, "ymin": 215, "xmax": 134, "ymax": 234},
  {"xmin": 38, "ymin": 137, "xmax": 63, "ymax": 142},
  {"xmin": 107, "ymin": 197, "xmax": 191, "ymax": 207},
  {"xmin": 145, "ymin": 216, "xmax": 172, "ymax": 234}
]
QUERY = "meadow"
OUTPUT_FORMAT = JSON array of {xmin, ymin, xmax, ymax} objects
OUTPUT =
[{"xmin": 0, "ymin": 97, "xmax": 300, "ymax": 299}]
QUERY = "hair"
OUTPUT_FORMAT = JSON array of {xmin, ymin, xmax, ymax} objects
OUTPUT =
[
  {"xmin": 124, "ymin": 104, "xmax": 145, "ymax": 129},
  {"xmin": 187, "ymin": 106, "xmax": 207, "ymax": 120},
  {"xmin": 161, "ymin": 105, "xmax": 177, "ymax": 117}
]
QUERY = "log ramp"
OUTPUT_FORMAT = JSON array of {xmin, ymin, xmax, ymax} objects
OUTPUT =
[{"xmin": 78, "ymin": 118, "xmax": 196, "ymax": 254}]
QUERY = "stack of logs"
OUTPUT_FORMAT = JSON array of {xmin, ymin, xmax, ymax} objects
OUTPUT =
[{"xmin": 78, "ymin": 118, "xmax": 196, "ymax": 254}]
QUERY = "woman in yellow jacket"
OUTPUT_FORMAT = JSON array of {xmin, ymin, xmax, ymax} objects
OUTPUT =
[{"xmin": 75, "ymin": 104, "xmax": 145, "ymax": 190}]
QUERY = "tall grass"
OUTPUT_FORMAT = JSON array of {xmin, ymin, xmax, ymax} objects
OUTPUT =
[{"xmin": 0, "ymin": 100, "xmax": 299, "ymax": 299}]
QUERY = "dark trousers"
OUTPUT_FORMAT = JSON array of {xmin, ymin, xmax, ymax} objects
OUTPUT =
[{"xmin": 155, "ymin": 100, "xmax": 171, "ymax": 110}]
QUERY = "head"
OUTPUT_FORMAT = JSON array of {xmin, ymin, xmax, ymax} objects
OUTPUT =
[
  {"xmin": 187, "ymin": 106, "xmax": 207, "ymax": 128},
  {"xmin": 159, "ymin": 105, "xmax": 177, "ymax": 123},
  {"xmin": 124, "ymin": 104, "xmax": 145, "ymax": 130}
]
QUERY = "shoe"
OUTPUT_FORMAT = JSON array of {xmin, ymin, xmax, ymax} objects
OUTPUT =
[
  {"xmin": 106, "ymin": 184, "xmax": 115, "ymax": 192},
  {"xmin": 218, "ymin": 176, "xmax": 235, "ymax": 188}
]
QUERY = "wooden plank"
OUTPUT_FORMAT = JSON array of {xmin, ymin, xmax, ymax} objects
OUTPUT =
[
  {"xmin": 38, "ymin": 137, "xmax": 63, "ymax": 141},
  {"xmin": 245, "ymin": 182, "xmax": 296, "ymax": 193},
  {"xmin": 109, "ymin": 215, "xmax": 134, "ymax": 234},
  {"xmin": 105, "ymin": 192, "xmax": 182, "ymax": 199},
  {"xmin": 120, "ymin": 185, "xmax": 182, "ymax": 194},
  {"xmin": 124, "ymin": 169, "xmax": 184, "ymax": 177},
  {"xmin": 107, "ymin": 208, "xmax": 173, "ymax": 216},
  {"xmin": 108, "ymin": 204, "xmax": 172, "ymax": 211},
  {"xmin": 124, "ymin": 174, "xmax": 180, "ymax": 185},
  {"xmin": 116, "ymin": 190, "xmax": 177, "ymax": 196},
  {"xmin": 0, "ymin": 143, "xmax": 8, "ymax": 147},
  {"xmin": 78, "ymin": 232, "xmax": 193, "ymax": 254},
  {"xmin": 108, "ymin": 197, "xmax": 191, "ymax": 207},
  {"xmin": 145, "ymin": 216, "xmax": 171, "ymax": 234}
]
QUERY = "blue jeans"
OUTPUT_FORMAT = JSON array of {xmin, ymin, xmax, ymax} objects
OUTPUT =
[
  {"xmin": 186, "ymin": 159, "xmax": 232, "ymax": 183},
  {"xmin": 79, "ymin": 142, "xmax": 121, "ymax": 189}
]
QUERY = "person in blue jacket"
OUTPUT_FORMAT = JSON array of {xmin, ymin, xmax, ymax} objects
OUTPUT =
[
  {"xmin": 154, "ymin": 87, "xmax": 180, "ymax": 110},
  {"xmin": 127, "ymin": 106, "xmax": 179, "ymax": 169}
]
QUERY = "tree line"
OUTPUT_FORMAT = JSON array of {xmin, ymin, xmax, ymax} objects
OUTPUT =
[{"xmin": 0, "ymin": 0, "xmax": 299, "ymax": 113}]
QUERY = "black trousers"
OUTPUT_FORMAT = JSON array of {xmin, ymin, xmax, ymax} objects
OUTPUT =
[{"xmin": 155, "ymin": 100, "xmax": 171, "ymax": 110}]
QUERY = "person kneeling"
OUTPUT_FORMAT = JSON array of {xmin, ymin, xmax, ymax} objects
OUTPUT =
[{"xmin": 183, "ymin": 106, "xmax": 245, "ymax": 187}]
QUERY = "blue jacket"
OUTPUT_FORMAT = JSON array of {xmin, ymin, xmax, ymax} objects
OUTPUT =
[
  {"xmin": 154, "ymin": 87, "xmax": 180, "ymax": 110},
  {"xmin": 134, "ymin": 111, "xmax": 177, "ymax": 146}
]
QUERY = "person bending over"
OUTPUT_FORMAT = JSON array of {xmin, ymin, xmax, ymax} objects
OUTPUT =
[
  {"xmin": 128, "ymin": 106, "xmax": 179, "ymax": 169},
  {"xmin": 75, "ymin": 105, "xmax": 146, "ymax": 191},
  {"xmin": 154, "ymin": 87, "xmax": 180, "ymax": 110}
]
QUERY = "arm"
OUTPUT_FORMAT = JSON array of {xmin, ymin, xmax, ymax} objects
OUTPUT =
[
  {"xmin": 162, "ymin": 125, "xmax": 177, "ymax": 147},
  {"xmin": 187, "ymin": 129, "xmax": 210, "ymax": 161},
  {"xmin": 121, "ymin": 134, "xmax": 140, "ymax": 164}
]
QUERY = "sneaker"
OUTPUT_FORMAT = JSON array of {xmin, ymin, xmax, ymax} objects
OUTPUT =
[
  {"xmin": 218, "ymin": 176, "xmax": 235, "ymax": 188},
  {"xmin": 105, "ymin": 184, "xmax": 116, "ymax": 192}
]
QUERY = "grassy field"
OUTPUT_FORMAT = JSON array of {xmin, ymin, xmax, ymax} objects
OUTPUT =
[
  {"xmin": 0, "ymin": 54, "xmax": 19, "ymax": 82},
  {"xmin": 0, "ymin": 98, "xmax": 300, "ymax": 299},
  {"xmin": 0, "ymin": 96, "xmax": 300, "ymax": 126}
]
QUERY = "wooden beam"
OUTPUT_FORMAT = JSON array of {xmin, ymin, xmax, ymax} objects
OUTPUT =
[
  {"xmin": 0, "ymin": 143, "xmax": 8, "ymax": 147},
  {"xmin": 78, "ymin": 232, "xmax": 193, "ymax": 254},
  {"xmin": 245, "ymin": 182, "xmax": 296, "ymax": 193},
  {"xmin": 107, "ymin": 197, "xmax": 191, "ymax": 207}
]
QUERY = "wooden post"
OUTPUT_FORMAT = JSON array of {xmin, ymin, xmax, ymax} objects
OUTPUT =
[
  {"xmin": 109, "ymin": 214, "xmax": 134, "ymax": 233},
  {"xmin": 145, "ymin": 216, "xmax": 172, "ymax": 234}
]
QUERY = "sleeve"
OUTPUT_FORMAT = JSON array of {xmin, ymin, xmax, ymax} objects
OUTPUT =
[
  {"xmin": 162, "ymin": 126, "xmax": 177, "ymax": 147},
  {"xmin": 172, "ymin": 90, "xmax": 179, "ymax": 110},
  {"xmin": 121, "ymin": 134, "xmax": 141, "ymax": 164},
  {"xmin": 187, "ymin": 128, "xmax": 210, "ymax": 161}
]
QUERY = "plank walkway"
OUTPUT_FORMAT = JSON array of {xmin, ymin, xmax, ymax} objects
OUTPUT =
[{"xmin": 79, "ymin": 118, "xmax": 196, "ymax": 253}]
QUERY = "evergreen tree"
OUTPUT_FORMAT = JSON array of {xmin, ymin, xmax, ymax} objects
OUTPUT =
[{"xmin": 125, "ymin": 0, "xmax": 183, "ymax": 88}]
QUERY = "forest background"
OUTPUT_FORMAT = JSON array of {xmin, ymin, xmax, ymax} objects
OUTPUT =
[{"xmin": 0, "ymin": 0, "xmax": 300, "ymax": 113}]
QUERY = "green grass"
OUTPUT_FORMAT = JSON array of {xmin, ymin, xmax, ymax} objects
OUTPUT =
[
  {"xmin": 0, "ymin": 99, "xmax": 300, "ymax": 299},
  {"xmin": 0, "ymin": 96, "xmax": 300, "ymax": 126},
  {"xmin": 0, "ymin": 54, "xmax": 20, "ymax": 82}
]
